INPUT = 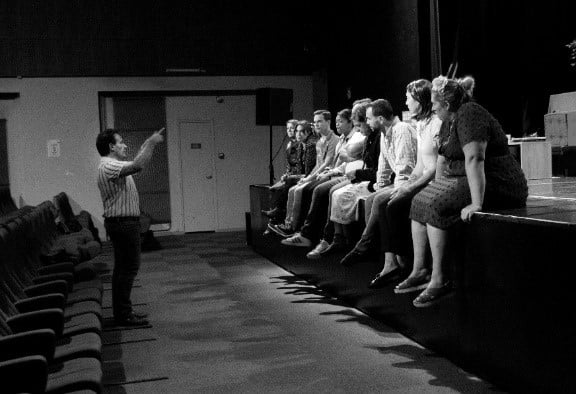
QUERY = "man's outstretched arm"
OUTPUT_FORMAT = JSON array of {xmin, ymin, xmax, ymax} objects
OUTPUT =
[{"xmin": 119, "ymin": 127, "xmax": 165, "ymax": 177}]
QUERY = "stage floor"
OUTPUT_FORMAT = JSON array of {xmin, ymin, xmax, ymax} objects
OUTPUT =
[
  {"xmin": 528, "ymin": 176, "xmax": 576, "ymax": 199},
  {"xmin": 485, "ymin": 176, "xmax": 576, "ymax": 225}
]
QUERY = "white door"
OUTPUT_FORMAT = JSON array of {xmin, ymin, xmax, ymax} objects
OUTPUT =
[{"xmin": 179, "ymin": 121, "xmax": 217, "ymax": 232}]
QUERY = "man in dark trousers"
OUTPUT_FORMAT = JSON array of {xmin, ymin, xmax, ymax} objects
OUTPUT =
[{"xmin": 96, "ymin": 127, "xmax": 165, "ymax": 326}]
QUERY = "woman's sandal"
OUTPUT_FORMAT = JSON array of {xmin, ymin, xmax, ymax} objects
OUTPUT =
[
  {"xmin": 413, "ymin": 281, "xmax": 453, "ymax": 308},
  {"xmin": 394, "ymin": 275, "xmax": 431, "ymax": 294}
]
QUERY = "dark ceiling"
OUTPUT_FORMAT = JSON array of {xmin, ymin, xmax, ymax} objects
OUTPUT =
[
  {"xmin": 0, "ymin": 0, "xmax": 387, "ymax": 76},
  {"xmin": 1, "ymin": 0, "xmax": 575, "ymax": 135}
]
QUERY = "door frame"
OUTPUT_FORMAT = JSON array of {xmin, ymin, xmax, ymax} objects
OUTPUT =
[{"xmin": 178, "ymin": 119, "xmax": 218, "ymax": 232}]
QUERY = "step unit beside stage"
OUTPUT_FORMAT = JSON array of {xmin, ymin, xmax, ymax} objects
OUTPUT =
[{"xmin": 248, "ymin": 179, "xmax": 576, "ymax": 394}]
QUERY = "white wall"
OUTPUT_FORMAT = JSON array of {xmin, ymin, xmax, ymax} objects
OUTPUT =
[
  {"xmin": 0, "ymin": 76, "xmax": 313, "ymax": 236},
  {"xmin": 167, "ymin": 95, "xmax": 286, "ymax": 231}
]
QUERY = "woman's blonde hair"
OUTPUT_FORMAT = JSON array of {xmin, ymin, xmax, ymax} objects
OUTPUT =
[{"xmin": 431, "ymin": 75, "xmax": 475, "ymax": 112}]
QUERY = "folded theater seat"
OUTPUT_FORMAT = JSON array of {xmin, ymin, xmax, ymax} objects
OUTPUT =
[
  {"xmin": 0, "ymin": 205, "xmax": 36, "ymax": 227},
  {"xmin": 0, "ymin": 251, "xmax": 103, "ymax": 357},
  {"xmin": 0, "ymin": 260, "xmax": 102, "ymax": 325},
  {"xmin": 0, "ymin": 355, "xmax": 102, "ymax": 394},
  {"xmin": 0, "ymin": 205, "xmax": 103, "ymax": 393},
  {"xmin": 16, "ymin": 207, "xmax": 104, "ymax": 293},
  {"xmin": 1, "ymin": 227, "xmax": 102, "ymax": 327},
  {"xmin": 0, "ymin": 185, "xmax": 19, "ymax": 217},
  {"xmin": 0, "ymin": 217, "xmax": 103, "ymax": 302},
  {"xmin": 0, "ymin": 237, "xmax": 102, "ymax": 325},
  {"xmin": 0, "ymin": 260, "xmax": 102, "ymax": 339},
  {"xmin": 0, "ymin": 186, "xmax": 38, "ymax": 228},
  {"xmin": 54, "ymin": 192, "xmax": 102, "ymax": 245},
  {"xmin": 0, "ymin": 311, "xmax": 102, "ymax": 394},
  {"xmin": 0, "ymin": 302, "xmax": 102, "ymax": 364}
]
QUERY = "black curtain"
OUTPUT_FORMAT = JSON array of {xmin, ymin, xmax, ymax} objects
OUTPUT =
[{"xmin": 437, "ymin": 0, "xmax": 576, "ymax": 136}]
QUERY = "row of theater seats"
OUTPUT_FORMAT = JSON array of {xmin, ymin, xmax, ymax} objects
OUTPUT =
[{"xmin": 0, "ymin": 189, "xmax": 105, "ymax": 393}]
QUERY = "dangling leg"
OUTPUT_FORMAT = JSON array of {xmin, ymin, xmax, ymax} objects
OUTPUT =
[
  {"xmin": 395, "ymin": 220, "xmax": 431, "ymax": 293},
  {"xmin": 413, "ymin": 224, "xmax": 453, "ymax": 306}
]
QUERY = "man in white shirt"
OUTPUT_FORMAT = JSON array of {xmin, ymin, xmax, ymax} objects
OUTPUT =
[
  {"xmin": 96, "ymin": 127, "xmax": 164, "ymax": 326},
  {"xmin": 340, "ymin": 100, "xmax": 417, "ymax": 268}
]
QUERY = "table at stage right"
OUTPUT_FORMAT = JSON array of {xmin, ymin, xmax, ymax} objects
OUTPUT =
[{"xmin": 508, "ymin": 138, "xmax": 552, "ymax": 180}]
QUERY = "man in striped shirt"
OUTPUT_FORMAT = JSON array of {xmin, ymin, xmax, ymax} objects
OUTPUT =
[{"xmin": 96, "ymin": 127, "xmax": 165, "ymax": 326}]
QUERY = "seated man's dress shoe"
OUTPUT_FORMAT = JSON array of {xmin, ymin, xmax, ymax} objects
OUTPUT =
[
  {"xmin": 368, "ymin": 267, "xmax": 403, "ymax": 289},
  {"xmin": 340, "ymin": 249, "xmax": 367, "ymax": 266}
]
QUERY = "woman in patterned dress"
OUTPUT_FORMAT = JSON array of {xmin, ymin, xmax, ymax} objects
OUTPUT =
[{"xmin": 408, "ymin": 76, "xmax": 528, "ymax": 307}]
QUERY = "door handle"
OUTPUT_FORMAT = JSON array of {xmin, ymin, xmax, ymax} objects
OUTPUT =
[{"xmin": 206, "ymin": 175, "xmax": 213, "ymax": 179}]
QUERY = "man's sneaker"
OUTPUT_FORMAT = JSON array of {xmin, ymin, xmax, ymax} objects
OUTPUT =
[
  {"xmin": 307, "ymin": 240, "xmax": 330, "ymax": 259},
  {"xmin": 268, "ymin": 223, "xmax": 294, "ymax": 238},
  {"xmin": 281, "ymin": 233, "xmax": 312, "ymax": 247}
]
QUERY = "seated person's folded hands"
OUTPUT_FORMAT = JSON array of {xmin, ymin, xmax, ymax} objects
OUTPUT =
[{"xmin": 344, "ymin": 160, "xmax": 364, "ymax": 181}]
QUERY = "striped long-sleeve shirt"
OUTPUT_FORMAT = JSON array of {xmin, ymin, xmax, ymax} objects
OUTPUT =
[
  {"xmin": 375, "ymin": 117, "xmax": 417, "ymax": 189},
  {"xmin": 97, "ymin": 157, "xmax": 140, "ymax": 218}
]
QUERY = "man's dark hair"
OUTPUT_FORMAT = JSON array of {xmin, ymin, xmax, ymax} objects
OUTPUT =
[
  {"xmin": 337, "ymin": 108, "xmax": 352, "ymax": 122},
  {"xmin": 368, "ymin": 99, "xmax": 394, "ymax": 121},
  {"xmin": 96, "ymin": 129, "xmax": 118, "ymax": 156},
  {"xmin": 313, "ymin": 109, "xmax": 332, "ymax": 122}
]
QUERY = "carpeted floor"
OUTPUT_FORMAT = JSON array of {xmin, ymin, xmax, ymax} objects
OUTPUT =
[{"xmin": 98, "ymin": 231, "xmax": 501, "ymax": 393}]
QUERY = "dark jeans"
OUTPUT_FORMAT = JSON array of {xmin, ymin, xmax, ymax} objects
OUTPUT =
[
  {"xmin": 293, "ymin": 178, "xmax": 326, "ymax": 231},
  {"xmin": 105, "ymin": 218, "xmax": 141, "ymax": 320},
  {"xmin": 300, "ymin": 176, "xmax": 347, "ymax": 242},
  {"xmin": 354, "ymin": 188, "xmax": 394, "ymax": 252},
  {"xmin": 379, "ymin": 184, "xmax": 426, "ymax": 260}
]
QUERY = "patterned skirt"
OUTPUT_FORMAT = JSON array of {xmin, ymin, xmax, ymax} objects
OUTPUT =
[
  {"xmin": 411, "ymin": 155, "xmax": 528, "ymax": 229},
  {"xmin": 410, "ymin": 176, "xmax": 470, "ymax": 229},
  {"xmin": 330, "ymin": 181, "xmax": 374, "ymax": 224}
]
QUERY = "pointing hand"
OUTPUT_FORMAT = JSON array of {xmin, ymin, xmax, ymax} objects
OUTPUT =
[{"xmin": 151, "ymin": 127, "xmax": 165, "ymax": 143}]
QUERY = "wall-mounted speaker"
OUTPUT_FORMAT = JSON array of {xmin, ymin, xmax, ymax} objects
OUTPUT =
[{"xmin": 256, "ymin": 88, "xmax": 293, "ymax": 125}]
